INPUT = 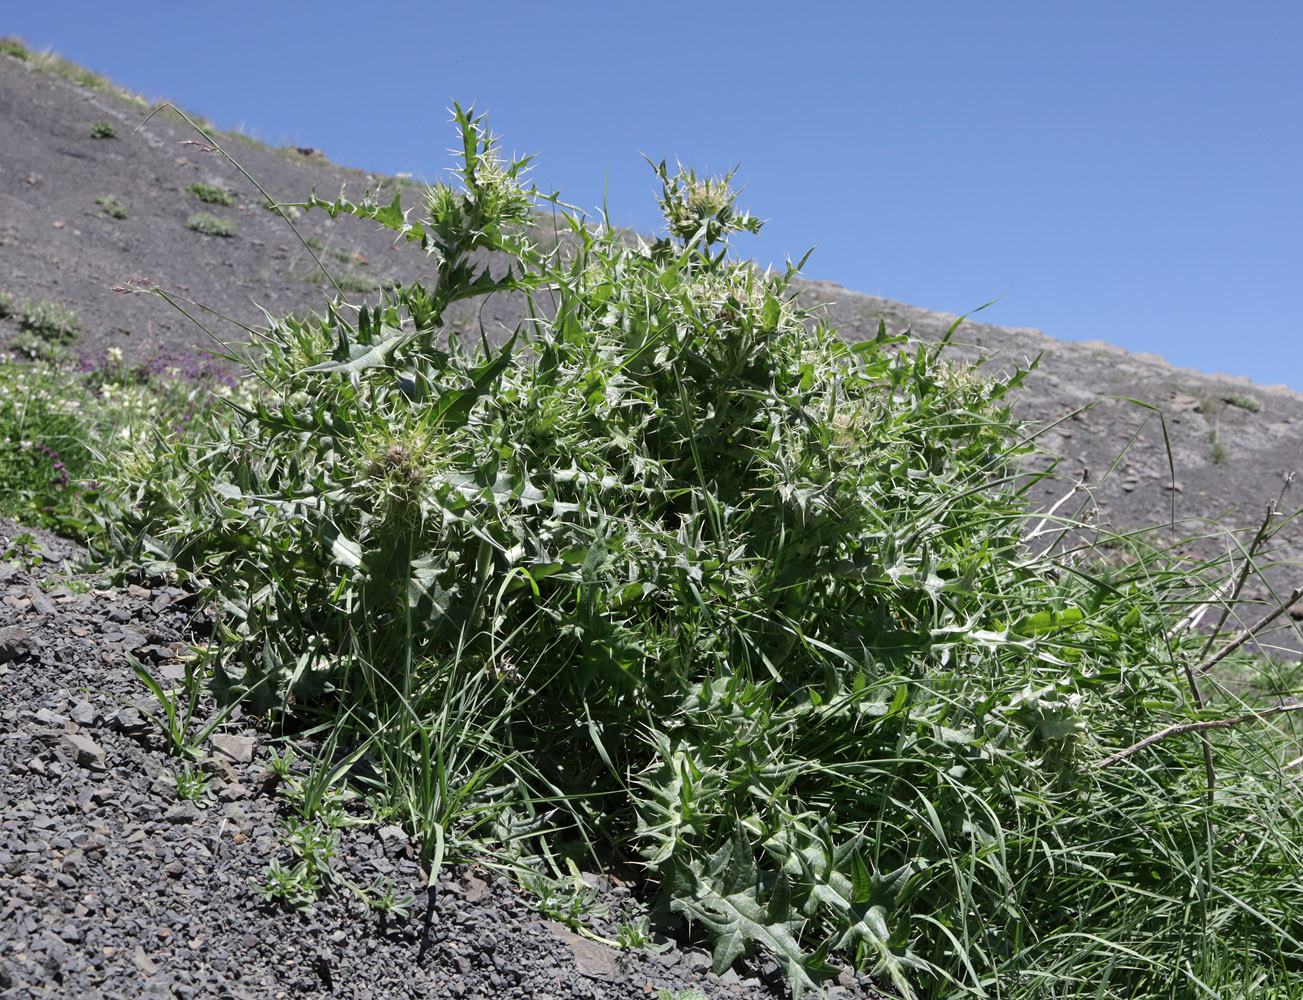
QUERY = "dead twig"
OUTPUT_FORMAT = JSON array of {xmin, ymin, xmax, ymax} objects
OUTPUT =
[
  {"xmin": 1195, "ymin": 586, "xmax": 1303, "ymax": 675},
  {"xmin": 1197, "ymin": 473, "xmax": 1293, "ymax": 660},
  {"xmin": 1095, "ymin": 703, "xmax": 1303, "ymax": 768}
]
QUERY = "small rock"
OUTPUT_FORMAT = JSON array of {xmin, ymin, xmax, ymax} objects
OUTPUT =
[
  {"xmin": 61, "ymin": 733, "xmax": 106, "ymax": 771},
  {"xmin": 127, "ymin": 583, "xmax": 153, "ymax": 598},
  {"xmin": 460, "ymin": 873, "xmax": 487, "ymax": 903},
  {"xmin": 0, "ymin": 626, "xmax": 36, "ymax": 661},
  {"xmin": 164, "ymin": 803, "xmax": 201, "ymax": 824},
  {"xmin": 157, "ymin": 660, "xmax": 188, "ymax": 680},
  {"xmin": 33, "ymin": 707, "xmax": 65, "ymax": 726},
  {"xmin": 547, "ymin": 924, "xmax": 617, "ymax": 981},
  {"xmin": 682, "ymin": 949, "xmax": 712, "ymax": 972},
  {"xmin": 59, "ymin": 922, "xmax": 85, "ymax": 943},
  {"xmin": 109, "ymin": 706, "xmax": 149, "ymax": 733},
  {"xmin": 149, "ymin": 774, "xmax": 179, "ymax": 800},
  {"xmin": 199, "ymin": 756, "xmax": 239, "ymax": 782},
  {"xmin": 209, "ymin": 733, "xmax": 255, "ymax": 763},
  {"xmin": 70, "ymin": 699, "xmax": 99, "ymax": 727},
  {"xmin": 133, "ymin": 944, "xmax": 158, "ymax": 975},
  {"xmin": 27, "ymin": 588, "xmax": 57, "ymax": 615}
]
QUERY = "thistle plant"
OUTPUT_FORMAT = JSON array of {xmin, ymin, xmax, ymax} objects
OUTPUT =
[{"xmin": 94, "ymin": 107, "xmax": 1303, "ymax": 999}]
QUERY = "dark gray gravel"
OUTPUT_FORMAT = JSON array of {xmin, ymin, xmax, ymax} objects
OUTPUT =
[{"xmin": 0, "ymin": 517, "xmax": 896, "ymax": 1000}]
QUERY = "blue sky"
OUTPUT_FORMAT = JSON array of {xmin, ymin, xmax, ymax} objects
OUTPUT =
[{"xmin": 6, "ymin": 2, "xmax": 1302, "ymax": 390}]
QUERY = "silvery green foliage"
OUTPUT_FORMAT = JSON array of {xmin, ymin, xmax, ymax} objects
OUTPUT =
[{"xmin": 97, "ymin": 108, "xmax": 1303, "ymax": 999}]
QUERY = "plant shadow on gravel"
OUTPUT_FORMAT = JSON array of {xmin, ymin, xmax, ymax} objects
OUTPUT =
[{"xmin": 32, "ymin": 104, "xmax": 1303, "ymax": 999}]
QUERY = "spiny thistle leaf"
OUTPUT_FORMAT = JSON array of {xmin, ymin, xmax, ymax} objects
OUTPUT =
[{"xmin": 670, "ymin": 826, "xmax": 834, "ymax": 998}]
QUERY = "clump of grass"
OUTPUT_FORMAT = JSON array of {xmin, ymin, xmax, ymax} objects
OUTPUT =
[
  {"xmin": 0, "ymin": 291, "xmax": 13, "ymax": 318},
  {"xmin": 1224, "ymin": 391, "xmax": 1262, "ymax": 413},
  {"xmin": 0, "ymin": 37, "xmax": 28, "ymax": 60},
  {"xmin": 96, "ymin": 194, "xmax": 127, "ymax": 220},
  {"xmin": 331, "ymin": 270, "xmax": 380, "ymax": 294},
  {"xmin": 187, "ymin": 212, "xmax": 236, "ymax": 237},
  {"xmin": 89, "ymin": 120, "xmax": 117, "ymax": 139},
  {"xmin": 91, "ymin": 106, "xmax": 1303, "ymax": 1000},
  {"xmin": 1209, "ymin": 430, "xmax": 1229, "ymax": 464},
  {"xmin": 185, "ymin": 181, "xmax": 237, "ymax": 206},
  {"xmin": 0, "ymin": 345, "xmax": 239, "ymax": 533},
  {"xmin": 19, "ymin": 298, "xmax": 78, "ymax": 342}
]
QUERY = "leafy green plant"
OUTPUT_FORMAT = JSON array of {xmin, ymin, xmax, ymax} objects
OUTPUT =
[
  {"xmin": 95, "ymin": 106, "xmax": 1303, "ymax": 1000},
  {"xmin": 89, "ymin": 120, "xmax": 117, "ymax": 139},
  {"xmin": 615, "ymin": 914, "xmax": 666, "ymax": 952},
  {"xmin": 187, "ymin": 212, "xmax": 236, "ymax": 237},
  {"xmin": 96, "ymin": 194, "xmax": 127, "ymax": 219},
  {"xmin": 251, "ymin": 855, "xmax": 323, "ymax": 911},
  {"xmin": 175, "ymin": 763, "xmax": 214, "ymax": 803},
  {"xmin": 2, "ymin": 531, "xmax": 42, "ymax": 571},
  {"xmin": 1224, "ymin": 391, "xmax": 1262, "ymax": 413},
  {"xmin": 522, "ymin": 858, "xmax": 611, "ymax": 938},
  {"xmin": 0, "ymin": 291, "xmax": 12, "ymax": 318},
  {"xmin": 18, "ymin": 298, "xmax": 78, "ymax": 342},
  {"xmin": 253, "ymin": 810, "xmax": 414, "ymax": 916},
  {"xmin": 331, "ymin": 270, "xmax": 381, "ymax": 294},
  {"xmin": 185, "ymin": 181, "xmax": 237, "ymax": 205},
  {"xmin": 0, "ymin": 359, "xmax": 94, "ymax": 527},
  {"xmin": 0, "ymin": 37, "xmax": 29, "ymax": 60}
]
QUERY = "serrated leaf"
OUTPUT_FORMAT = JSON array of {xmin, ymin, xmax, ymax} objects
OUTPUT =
[
  {"xmin": 806, "ymin": 858, "xmax": 924, "ymax": 999},
  {"xmin": 669, "ymin": 826, "xmax": 832, "ymax": 999},
  {"xmin": 303, "ymin": 324, "xmax": 411, "ymax": 375}
]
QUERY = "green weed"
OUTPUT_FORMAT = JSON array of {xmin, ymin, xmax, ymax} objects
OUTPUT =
[
  {"xmin": 185, "ymin": 181, "xmax": 237, "ymax": 206},
  {"xmin": 1224, "ymin": 391, "xmax": 1262, "ymax": 413},
  {"xmin": 2, "ymin": 531, "xmax": 42, "ymax": 572},
  {"xmin": 187, "ymin": 212, "xmax": 236, "ymax": 237},
  {"xmin": 174, "ymin": 763, "xmax": 214, "ymax": 803},
  {"xmin": 0, "ymin": 291, "xmax": 12, "ymax": 318},
  {"xmin": 96, "ymin": 194, "xmax": 127, "ymax": 219},
  {"xmin": 0, "ymin": 37, "xmax": 29, "ymax": 60},
  {"xmin": 1210, "ymin": 430, "xmax": 1230, "ymax": 464},
  {"xmin": 115, "ymin": 651, "xmax": 242, "ymax": 760},
  {"xmin": 19, "ymin": 298, "xmax": 79, "ymax": 342},
  {"xmin": 89, "ymin": 120, "xmax": 117, "ymax": 139}
]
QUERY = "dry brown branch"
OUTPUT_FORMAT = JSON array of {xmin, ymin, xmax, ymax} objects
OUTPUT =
[
  {"xmin": 1095, "ymin": 703, "xmax": 1303, "ymax": 768},
  {"xmin": 1194, "ymin": 586, "xmax": 1303, "ymax": 675}
]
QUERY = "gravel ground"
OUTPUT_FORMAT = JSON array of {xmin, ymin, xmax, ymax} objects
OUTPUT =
[{"xmin": 0, "ymin": 517, "xmax": 896, "ymax": 1000}]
